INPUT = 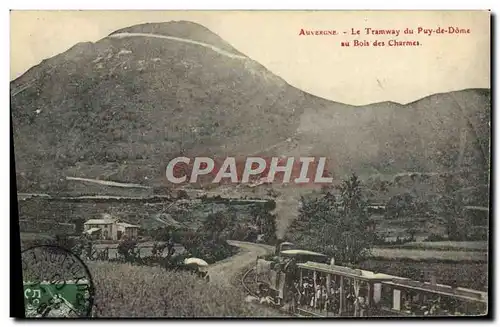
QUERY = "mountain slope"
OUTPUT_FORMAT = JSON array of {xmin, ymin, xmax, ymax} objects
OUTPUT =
[
  {"xmin": 11, "ymin": 21, "xmax": 491, "ymax": 194},
  {"xmin": 11, "ymin": 22, "xmax": 308, "ymax": 191},
  {"xmin": 110, "ymin": 21, "xmax": 245, "ymax": 56},
  {"xmin": 288, "ymin": 89, "xmax": 490, "ymax": 179}
]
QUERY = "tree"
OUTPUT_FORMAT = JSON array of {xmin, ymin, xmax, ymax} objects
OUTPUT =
[
  {"xmin": 152, "ymin": 242, "xmax": 168, "ymax": 257},
  {"xmin": 436, "ymin": 176, "xmax": 471, "ymax": 241},
  {"xmin": 406, "ymin": 227, "xmax": 418, "ymax": 241},
  {"xmin": 51, "ymin": 234, "xmax": 76, "ymax": 251},
  {"xmin": 249, "ymin": 204, "xmax": 277, "ymax": 243},
  {"xmin": 117, "ymin": 238, "xmax": 138, "ymax": 261},
  {"xmin": 203, "ymin": 211, "xmax": 232, "ymax": 241},
  {"xmin": 385, "ymin": 193, "xmax": 415, "ymax": 219},
  {"xmin": 338, "ymin": 173, "xmax": 366, "ymax": 217},
  {"xmin": 438, "ymin": 194, "xmax": 469, "ymax": 241},
  {"xmin": 72, "ymin": 218, "xmax": 86, "ymax": 235},
  {"xmin": 288, "ymin": 173, "xmax": 375, "ymax": 264}
]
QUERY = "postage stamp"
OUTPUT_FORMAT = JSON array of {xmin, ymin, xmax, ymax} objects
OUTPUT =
[{"xmin": 21, "ymin": 245, "xmax": 95, "ymax": 318}]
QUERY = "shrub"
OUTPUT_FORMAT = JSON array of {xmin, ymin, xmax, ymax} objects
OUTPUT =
[{"xmin": 424, "ymin": 233, "xmax": 447, "ymax": 242}]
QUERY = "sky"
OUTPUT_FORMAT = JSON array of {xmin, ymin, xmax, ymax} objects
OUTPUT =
[{"xmin": 10, "ymin": 10, "xmax": 490, "ymax": 105}]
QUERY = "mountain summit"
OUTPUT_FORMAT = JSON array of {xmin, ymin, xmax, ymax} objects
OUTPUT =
[{"xmin": 11, "ymin": 22, "xmax": 490, "ymax": 192}]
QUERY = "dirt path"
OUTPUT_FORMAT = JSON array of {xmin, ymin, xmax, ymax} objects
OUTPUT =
[
  {"xmin": 208, "ymin": 240, "xmax": 274, "ymax": 286},
  {"xmin": 108, "ymin": 32, "xmax": 247, "ymax": 60},
  {"xmin": 66, "ymin": 176, "xmax": 151, "ymax": 189},
  {"xmin": 208, "ymin": 240, "xmax": 288, "ymax": 317}
]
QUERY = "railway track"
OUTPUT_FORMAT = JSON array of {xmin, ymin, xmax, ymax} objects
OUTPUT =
[{"xmin": 241, "ymin": 267, "xmax": 258, "ymax": 297}]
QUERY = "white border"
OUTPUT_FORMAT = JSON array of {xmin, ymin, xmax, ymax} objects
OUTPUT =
[
  {"xmin": 4, "ymin": 1, "xmax": 500, "ymax": 10},
  {"xmin": 3, "ymin": 1, "xmax": 499, "ymax": 326}
]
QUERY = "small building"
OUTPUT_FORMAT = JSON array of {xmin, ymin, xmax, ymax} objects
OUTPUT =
[
  {"xmin": 83, "ymin": 219, "xmax": 117, "ymax": 240},
  {"xmin": 83, "ymin": 218, "xmax": 140, "ymax": 241},
  {"xmin": 117, "ymin": 222, "xmax": 141, "ymax": 240}
]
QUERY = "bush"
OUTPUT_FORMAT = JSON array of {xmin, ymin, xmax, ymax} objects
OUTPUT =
[
  {"xmin": 177, "ymin": 190, "xmax": 189, "ymax": 200},
  {"xmin": 182, "ymin": 235, "xmax": 236, "ymax": 264},
  {"xmin": 424, "ymin": 233, "xmax": 447, "ymax": 242}
]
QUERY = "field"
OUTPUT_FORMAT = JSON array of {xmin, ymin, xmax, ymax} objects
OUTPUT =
[
  {"xmin": 370, "ymin": 248, "xmax": 487, "ymax": 262},
  {"xmin": 87, "ymin": 261, "xmax": 273, "ymax": 317},
  {"xmin": 371, "ymin": 241, "xmax": 488, "ymax": 262},
  {"xmin": 361, "ymin": 258, "xmax": 487, "ymax": 291},
  {"xmin": 384, "ymin": 241, "xmax": 488, "ymax": 252}
]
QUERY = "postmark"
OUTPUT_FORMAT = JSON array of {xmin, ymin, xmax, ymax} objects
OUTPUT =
[{"xmin": 21, "ymin": 245, "xmax": 95, "ymax": 318}]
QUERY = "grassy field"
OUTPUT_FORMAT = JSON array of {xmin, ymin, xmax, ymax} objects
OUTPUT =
[
  {"xmin": 87, "ymin": 261, "xmax": 273, "ymax": 317},
  {"xmin": 361, "ymin": 258, "xmax": 487, "ymax": 291},
  {"xmin": 20, "ymin": 232, "xmax": 53, "ymax": 242},
  {"xmin": 386, "ymin": 241, "xmax": 488, "ymax": 252},
  {"xmin": 370, "ymin": 248, "xmax": 487, "ymax": 262}
]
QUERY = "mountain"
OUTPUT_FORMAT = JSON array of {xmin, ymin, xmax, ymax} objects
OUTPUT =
[
  {"xmin": 279, "ymin": 88, "xmax": 490, "ymax": 179},
  {"xmin": 11, "ymin": 21, "xmax": 491, "ymax": 194}
]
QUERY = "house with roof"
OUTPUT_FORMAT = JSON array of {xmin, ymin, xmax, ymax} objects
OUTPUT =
[
  {"xmin": 83, "ymin": 217, "xmax": 140, "ymax": 241},
  {"xmin": 116, "ymin": 222, "xmax": 141, "ymax": 240}
]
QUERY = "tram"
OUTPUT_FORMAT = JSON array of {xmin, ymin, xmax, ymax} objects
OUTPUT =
[
  {"xmin": 378, "ymin": 278, "xmax": 487, "ymax": 316},
  {"xmin": 253, "ymin": 242, "xmax": 488, "ymax": 317},
  {"xmin": 255, "ymin": 247, "xmax": 327, "ymax": 305},
  {"xmin": 295, "ymin": 261, "xmax": 401, "ymax": 316}
]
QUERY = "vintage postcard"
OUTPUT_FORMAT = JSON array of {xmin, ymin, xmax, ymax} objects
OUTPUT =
[{"xmin": 10, "ymin": 10, "xmax": 490, "ymax": 318}]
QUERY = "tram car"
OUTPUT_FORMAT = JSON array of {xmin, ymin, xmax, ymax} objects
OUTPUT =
[
  {"xmin": 378, "ymin": 278, "xmax": 487, "ymax": 316},
  {"xmin": 255, "ymin": 241, "xmax": 328, "ymax": 305},
  {"xmin": 254, "ymin": 243, "xmax": 488, "ymax": 317},
  {"xmin": 294, "ymin": 261, "xmax": 401, "ymax": 316}
]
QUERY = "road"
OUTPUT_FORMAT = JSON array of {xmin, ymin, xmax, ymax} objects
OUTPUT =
[
  {"xmin": 207, "ymin": 240, "xmax": 287, "ymax": 317},
  {"xmin": 208, "ymin": 240, "xmax": 274, "ymax": 286},
  {"xmin": 108, "ymin": 32, "xmax": 247, "ymax": 60}
]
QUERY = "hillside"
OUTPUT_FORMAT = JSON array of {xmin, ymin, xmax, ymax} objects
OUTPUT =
[
  {"xmin": 280, "ymin": 89, "xmax": 490, "ymax": 181},
  {"xmin": 11, "ymin": 21, "xmax": 491, "ymax": 197},
  {"xmin": 110, "ymin": 21, "xmax": 245, "ymax": 56},
  {"xmin": 11, "ymin": 21, "xmax": 309, "ymax": 191}
]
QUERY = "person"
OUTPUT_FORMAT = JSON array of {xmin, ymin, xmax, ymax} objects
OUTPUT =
[
  {"xmin": 330, "ymin": 289, "xmax": 340, "ymax": 315},
  {"xmin": 167, "ymin": 235, "xmax": 176, "ymax": 258},
  {"xmin": 346, "ymin": 291, "xmax": 355, "ymax": 316},
  {"xmin": 322, "ymin": 285, "xmax": 329, "ymax": 312},
  {"xmin": 302, "ymin": 280, "xmax": 309, "ymax": 306},
  {"xmin": 293, "ymin": 281, "xmax": 301, "ymax": 307},
  {"xmin": 305, "ymin": 281, "xmax": 314, "ymax": 308},
  {"xmin": 315, "ymin": 284, "xmax": 322, "ymax": 309},
  {"xmin": 151, "ymin": 242, "xmax": 158, "ymax": 256},
  {"xmin": 403, "ymin": 299, "xmax": 412, "ymax": 313},
  {"xmin": 287, "ymin": 287, "xmax": 296, "ymax": 313},
  {"xmin": 358, "ymin": 296, "xmax": 367, "ymax": 317}
]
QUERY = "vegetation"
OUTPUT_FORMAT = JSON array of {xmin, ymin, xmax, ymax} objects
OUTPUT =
[
  {"xmin": 381, "ymin": 240, "xmax": 487, "ymax": 252},
  {"xmin": 117, "ymin": 238, "xmax": 139, "ymax": 260},
  {"xmin": 361, "ymin": 256, "xmax": 487, "ymax": 291},
  {"xmin": 287, "ymin": 173, "xmax": 376, "ymax": 265},
  {"xmin": 385, "ymin": 192, "xmax": 432, "ymax": 219},
  {"xmin": 89, "ymin": 262, "xmax": 263, "ymax": 317},
  {"xmin": 369, "ymin": 248, "xmax": 487, "ymax": 262},
  {"xmin": 437, "ymin": 194, "xmax": 471, "ymax": 241},
  {"xmin": 143, "ymin": 202, "xmax": 277, "ymax": 263}
]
